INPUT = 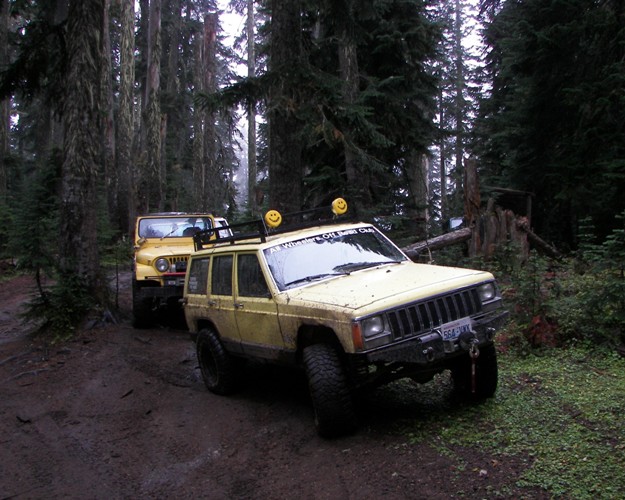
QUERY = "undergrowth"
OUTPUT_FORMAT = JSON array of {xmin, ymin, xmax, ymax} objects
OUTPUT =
[{"xmin": 400, "ymin": 346, "xmax": 625, "ymax": 498}]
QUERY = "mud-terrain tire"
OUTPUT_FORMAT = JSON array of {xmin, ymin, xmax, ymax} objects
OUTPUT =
[
  {"xmin": 132, "ymin": 280, "xmax": 154, "ymax": 328},
  {"xmin": 302, "ymin": 343, "xmax": 356, "ymax": 438},
  {"xmin": 196, "ymin": 328, "xmax": 237, "ymax": 395},
  {"xmin": 451, "ymin": 342, "xmax": 498, "ymax": 399}
]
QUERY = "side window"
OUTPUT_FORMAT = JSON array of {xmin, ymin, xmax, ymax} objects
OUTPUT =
[
  {"xmin": 237, "ymin": 254, "xmax": 270, "ymax": 298},
  {"xmin": 187, "ymin": 257, "xmax": 210, "ymax": 294},
  {"xmin": 211, "ymin": 255, "xmax": 233, "ymax": 296}
]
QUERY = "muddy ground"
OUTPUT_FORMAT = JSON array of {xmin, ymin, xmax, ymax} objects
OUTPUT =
[{"xmin": 0, "ymin": 272, "xmax": 544, "ymax": 499}]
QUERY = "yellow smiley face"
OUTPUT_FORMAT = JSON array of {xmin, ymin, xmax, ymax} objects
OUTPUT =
[
  {"xmin": 331, "ymin": 197, "xmax": 348, "ymax": 215},
  {"xmin": 264, "ymin": 210, "xmax": 282, "ymax": 228}
]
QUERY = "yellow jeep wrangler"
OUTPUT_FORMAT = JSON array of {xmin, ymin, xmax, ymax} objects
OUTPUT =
[
  {"xmin": 183, "ymin": 201, "xmax": 508, "ymax": 437},
  {"xmin": 132, "ymin": 213, "xmax": 229, "ymax": 327}
]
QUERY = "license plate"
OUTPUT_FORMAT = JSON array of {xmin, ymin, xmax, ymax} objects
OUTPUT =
[{"xmin": 440, "ymin": 317, "xmax": 472, "ymax": 341}]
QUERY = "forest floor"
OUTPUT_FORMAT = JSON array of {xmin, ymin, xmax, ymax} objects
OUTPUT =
[{"xmin": 0, "ymin": 271, "xmax": 549, "ymax": 499}]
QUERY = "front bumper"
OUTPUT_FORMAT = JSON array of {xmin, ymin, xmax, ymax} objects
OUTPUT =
[{"xmin": 363, "ymin": 309, "xmax": 509, "ymax": 366}]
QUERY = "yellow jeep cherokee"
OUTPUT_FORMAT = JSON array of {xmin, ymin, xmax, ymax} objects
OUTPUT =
[
  {"xmin": 183, "ymin": 201, "xmax": 508, "ymax": 437},
  {"xmin": 132, "ymin": 212, "xmax": 229, "ymax": 327}
]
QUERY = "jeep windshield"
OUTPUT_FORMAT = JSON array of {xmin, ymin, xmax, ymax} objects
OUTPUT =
[
  {"xmin": 138, "ymin": 217, "xmax": 214, "ymax": 238},
  {"xmin": 263, "ymin": 226, "xmax": 407, "ymax": 291}
]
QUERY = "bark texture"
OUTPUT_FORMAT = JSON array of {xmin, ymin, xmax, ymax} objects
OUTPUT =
[
  {"xmin": 0, "ymin": 0, "xmax": 9, "ymax": 200},
  {"xmin": 59, "ymin": 0, "xmax": 105, "ymax": 290},
  {"xmin": 117, "ymin": 0, "xmax": 136, "ymax": 234},
  {"xmin": 145, "ymin": 0, "xmax": 163, "ymax": 210},
  {"xmin": 268, "ymin": 0, "xmax": 303, "ymax": 213},
  {"xmin": 247, "ymin": 0, "xmax": 258, "ymax": 215}
]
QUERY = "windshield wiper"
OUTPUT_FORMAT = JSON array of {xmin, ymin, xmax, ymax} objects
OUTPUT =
[
  {"xmin": 160, "ymin": 227, "xmax": 179, "ymax": 239},
  {"xmin": 284, "ymin": 272, "xmax": 346, "ymax": 288},
  {"xmin": 335, "ymin": 261, "xmax": 401, "ymax": 273}
]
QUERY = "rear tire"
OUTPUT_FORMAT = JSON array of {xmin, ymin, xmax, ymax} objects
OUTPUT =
[
  {"xmin": 302, "ymin": 343, "xmax": 356, "ymax": 438},
  {"xmin": 196, "ymin": 328, "xmax": 237, "ymax": 395},
  {"xmin": 451, "ymin": 342, "xmax": 498, "ymax": 399}
]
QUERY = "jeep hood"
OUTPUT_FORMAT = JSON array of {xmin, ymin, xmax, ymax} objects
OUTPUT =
[{"xmin": 282, "ymin": 262, "xmax": 493, "ymax": 315}]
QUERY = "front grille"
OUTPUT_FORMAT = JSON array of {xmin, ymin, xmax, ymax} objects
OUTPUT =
[
  {"xmin": 386, "ymin": 288, "xmax": 482, "ymax": 340},
  {"xmin": 168, "ymin": 256, "xmax": 188, "ymax": 272}
]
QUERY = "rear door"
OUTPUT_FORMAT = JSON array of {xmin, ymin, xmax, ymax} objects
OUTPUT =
[{"xmin": 206, "ymin": 254, "xmax": 241, "ymax": 349}]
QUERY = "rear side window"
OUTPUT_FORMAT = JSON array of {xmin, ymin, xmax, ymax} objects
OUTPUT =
[
  {"xmin": 187, "ymin": 257, "xmax": 210, "ymax": 294},
  {"xmin": 212, "ymin": 255, "xmax": 233, "ymax": 296},
  {"xmin": 237, "ymin": 254, "xmax": 270, "ymax": 297}
]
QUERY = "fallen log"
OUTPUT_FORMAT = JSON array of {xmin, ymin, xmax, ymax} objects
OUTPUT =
[
  {"xmin": 401, "ymin": 219, "xmax": 560, "ymax": 261},
  {"xmin": 402, "ymin": 227, "xmax": 471, "ymax": 260}
]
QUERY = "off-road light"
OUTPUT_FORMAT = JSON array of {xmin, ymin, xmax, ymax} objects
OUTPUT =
[{"xmin": 155, "ymin": 258, "xmax": 170, "ymax": 273}]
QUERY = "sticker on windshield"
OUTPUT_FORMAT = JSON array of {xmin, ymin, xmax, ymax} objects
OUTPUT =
[{"xmin": 267, "ymin": 227, "xmax": 375, "ymax": 254}]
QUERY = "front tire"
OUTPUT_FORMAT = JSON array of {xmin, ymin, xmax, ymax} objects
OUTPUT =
[
  {"xmin": 196, "ymin": 328, "xmax": 237, "ymax": 395},
  {"xmin": 451, "ymin": 342, "xmax": 498, "ymax": 399},
  {"xmin": 302, "ymin": 343, "xmax": 356, "ymax": 438},
  {"xmin": 132, "ymin": 280, "xmax": 154, "ymax": 328}
]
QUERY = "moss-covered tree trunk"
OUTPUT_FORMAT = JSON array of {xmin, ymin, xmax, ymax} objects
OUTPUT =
[
  {"xmin": 102, "ymin": 0, "xmax": 117, "ymax": 224},
  {"xmin": 59, "ymin": 0, "xmax": 105, "ymax": 292},
  {"xmin": 117, "ymin": 0, "xmax": 136, "ymax": 235},
  {"xmin": 145, "ymin": 0, "xmax": 163, "ymax": 211}
]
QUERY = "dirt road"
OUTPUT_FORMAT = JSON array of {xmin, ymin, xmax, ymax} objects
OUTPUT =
[{"xmin": 0, "ymin": 273, "xmax": 536, "ymax": 499}]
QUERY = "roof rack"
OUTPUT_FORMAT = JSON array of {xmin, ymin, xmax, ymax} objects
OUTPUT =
[{"xmin": 193, "ymin": 198, "xmax": 350, "ymax": 251}]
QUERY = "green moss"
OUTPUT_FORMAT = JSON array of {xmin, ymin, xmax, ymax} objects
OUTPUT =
[{"xmin": 400, "ymin": 347, "xmax": 625, "ymax": 498}]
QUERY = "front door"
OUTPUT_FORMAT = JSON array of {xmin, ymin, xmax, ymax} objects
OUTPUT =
[{"xmin": 233, "ymin": 253, "xmax": 283, "ymax": 360}]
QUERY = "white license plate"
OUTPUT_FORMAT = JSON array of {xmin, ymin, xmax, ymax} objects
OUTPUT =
[{"xmin": 440, "ymin": 317, "xmax": 472, "ymax": 341}]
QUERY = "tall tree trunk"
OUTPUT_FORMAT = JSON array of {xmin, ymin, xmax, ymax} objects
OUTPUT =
[
  {"xmin": 192, "ymin": 32, "xmax": 204, "ymax": 210},
  {"xmin": 102, "ymin": 0, "xmax": 117, "ymax": 222},
  {"xmin": 59, "ymin": 0, "xmax": 105, "ymax": 291},
  {"xmin": 338, "ymin": 1, "xmax": 368, "ymax": 214},
  {"xmin": 268, "ymin": 0, "xmax": 302, "ymax": 213},
  {"xmin": 246, "ymin": 0, "xmax": 258, "ymax": 215},
  {"xmin": 202, "ymin": 13, "xmax": 218, "ymax": 212},
  {"xmin": 163, "ymin": 0, "xmax": 183, "ymax": 190},
  {"xmin": 0, "ymin": 0, "xmax": 8, "ymax": 202},
  {"xmin": 453, "ymin": 0, "xmax": 465, "ymax": 209},
  {"xmin": 117, "ymin": 0, "xmax": 136, "ymax": 235},
  {"xmin": 135, "ymin": 0, "xmax": 150, "ymax": 213},
  {"xmin": 145, "ymin": 0, "xmax": 163, "ymax": 211},
  {"xmin": 438, "ymin": 87, "xmax": 447, "ymax": 227},
  {"xmin": 405, "ymin": 151, "xmax": 429, "ymax": 240}
]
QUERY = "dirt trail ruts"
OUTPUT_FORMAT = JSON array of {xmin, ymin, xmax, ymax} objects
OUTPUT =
[{"xmin": 0, "ymin": 273, "xmax": 544, "ymax": 499}]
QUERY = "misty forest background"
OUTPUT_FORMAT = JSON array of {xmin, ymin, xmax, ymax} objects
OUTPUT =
[{"xmin": 0, "ymin": 0, "xmax": 624, "ymax": 344}]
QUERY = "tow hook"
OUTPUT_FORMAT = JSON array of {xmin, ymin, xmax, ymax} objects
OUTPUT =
[
  {"xmin": 422, "ymin": 346, "xmax": 435, "ymax": 362},
  {"xmin": 458, "ymin": 330, "xmax": 478, "ymax": 351}
]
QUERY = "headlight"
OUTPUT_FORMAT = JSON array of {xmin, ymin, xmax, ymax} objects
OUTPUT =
[
  {"xmin": 361, "ymin": 316, "xmax": 386, "ymax": 338},
  {"xmin": 477, "ymin": 282, "xmax": 496, "ymax": 302},
  {"xmin": 155, "ymin": 258, "xmax": 170, "ymax": 273}
]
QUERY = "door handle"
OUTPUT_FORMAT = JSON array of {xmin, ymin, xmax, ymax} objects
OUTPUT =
[
  {"xmin": 207, "ymin": 299, "xmax": 217, "ymax": 306},
  {"xmin": 234, "ymin": 302, "xmax": 244, "ymax": 309}
]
